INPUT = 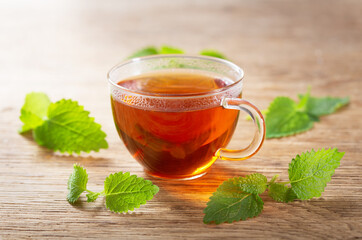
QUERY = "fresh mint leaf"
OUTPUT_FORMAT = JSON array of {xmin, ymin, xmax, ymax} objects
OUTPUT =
[
  {"xmin": 299, "ymin": 94, "xmax": 349, "ymax": 119},
  {"xmin": 289, "ymin": 148, "xmax": 344, "ymax": 200},
  {"xmin": 203, "ymin": 177, "xmax": 264, "ymax": 224},
  {"xmin": 66, "ymin": 166, "xmax": 159, "ymax": 212},
  {"xmin": 159, "ymin": 45, "xmax": 184, "ymax": 54},
  {"xmin": 127, "ymin": 46, "xmax": 159, "ymax": 59},
  {"xmin": 19, "ymin": 92, "xmax": 51, "ymax": 133},
  {"xmin": 265, "ymin": 97, "xmax": 314, "ymax": 138},
  {"xmin": 232, "ymin": 173, "xmax": 267, "ymax": 194},
  {"xmin": 33, "ymin": 99, "xmax": 108, "ymax": 154},
  {"xmin": 127, "ymin": 46, "xmax": 227, "ymax": 60},
  {"xmin": 268, "ymin": 183, "xmax": 297, "ymax": 203},
  {"xmin": 265, "ymin": 90, "xmax": 349, "ymax": 138},
  {"xmin": 200, "ymin": 49, "xmax": 227, "ymax": 59},
  {"xmin": 103, "ymin": 172, "xmax": 159, "ymax": 213},
  {"xmin": 204, "ymin": 148, "xmax": 344, "ymax": 224},
  {"xmin": 19, "ymin": 93, "xmax": 108, "ymax": 154},
  {"xmin": 67, "ymin": 164, "xmax": 88, "ymax": 203}
]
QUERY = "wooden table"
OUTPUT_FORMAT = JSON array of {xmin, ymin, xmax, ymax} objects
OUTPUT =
[{"xmin": 1, "ymin": 0, "xmax": 361, "ymax": 239}]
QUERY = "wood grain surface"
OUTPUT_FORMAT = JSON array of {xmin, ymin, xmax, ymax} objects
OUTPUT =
[{"xmin": 1, "ymin": 0, "xmax": 361, "ymax": 239}]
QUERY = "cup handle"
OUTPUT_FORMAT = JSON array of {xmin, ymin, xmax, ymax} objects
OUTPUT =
[{"xmin": 215, "ymin": 98, "xmax": 266, "ymax": 161}]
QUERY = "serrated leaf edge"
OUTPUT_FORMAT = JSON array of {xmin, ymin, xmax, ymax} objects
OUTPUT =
[
  {"xmin": 34, "ymin": 99, "xmax": 108, "ymax": 154},
  {"xmin": 203, "ymin": 193, "xmax": 263, "ymax": 224},
  {"xmin": 265, "ymin": 96, "xmax": 315, "ymax": 139},
  {"xmin": 266, "ymin": 120, "xmax": 314, "ymax": 138},
  {"xmin": 288, "ymin": 148, "xmax": 343, "ymax": 200},
  {"xmin": 104, "ymin": 172, "xmax": 159, "ymax": 213}
]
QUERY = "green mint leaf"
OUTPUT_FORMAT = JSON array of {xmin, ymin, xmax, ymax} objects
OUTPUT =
[
  {"xmin": 66, "ymin": 167, "xmax": 159, "ymax": 212},
  {"xmin": 199, "ymin": 49, "xmax": 227, "ymax": 59},
  {"xmin": 67, "ymin": 164, "xmax": 88, "ymax": 203},
  {"xmin": 103, "ymin": 172, "xmax": 159, "ymax": 213},
  {"xmin": 265, "ymin": 90, "xmax": 349, "ymax": 138},
  {"xmin": 127, "ymin": 46, "xmax": 159, "ymax": 59},
  {"xmin": 288, "ymin": 148, "xmax": 344, "ymax": 200},
  {"xmin": 299, "ymin": 94, "xmax": 349, "ymax": 118},
  {"xmin": 86, "ymin": 192, "xmax": 100, "ymax": 202},
  {"xmin": 159, "ymin": 45, "xmax": 184, "ymax": 54},
  {"xmin": 265, "ymin": 97, "xmax": 314, "ymax": 138},
  {"xmin": 232, "ymin": 173, "xmax": 268, "ymax": 194},
  {"xmin": 268, "ymin": 183, "xmax": 297, "ymax": 203},
  {"xmin": 203, "ymin": 178, "xmax": 264, "ymax": 224},
  {"xmin": 19, "ymin": 92, "xmax": 51, "ymax": 133},
  {"xmin": 33, "ymin": 99, "xmax": 108, "ymax": 154}
]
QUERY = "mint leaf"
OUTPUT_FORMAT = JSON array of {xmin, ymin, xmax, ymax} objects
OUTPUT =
[
  {"xmin": 200, "ymin": 49, "xmax": 227, "ymax": 59},
  {"xmin": 203, "ymin": 178, "xmax": 264, "ymax": 224},
  {"xmin": 67, "ymin": 164, "xmax": 88, "ymax": 203},
  {"xmin": 159, "ymin": 45, "xmax": 184, "ymax": 54},
  {"xmin": 265, "ymin": 90, "xmax": 349, "ymax": 138},
  {"xmin": 232, "ymin": 173, "xmax": 267, "ymax": 194},
  {"xmin": 104, "ymin": 172, "xmax": 159, "ymax": 213},
  {"xmin": 127, "ymin": 46, "xmax": 227, "ymax": 60},
  {"xmin": 204, "ymin": 148, "xmax": 344, "ymax": 224},
  {"xmin": 19, "ymin": 93, "xmax": 108, "ymax": 154},
  {"xmin": 127, "ymin": 46, "xmax": 159, "ymax": 59},
  {"xmin": 33, "ymin": 99, "xmax": 108, "ymax": 154},
  {"xmin": 19, "ymin": 92, "xmax": 51, "ymax": 133},
  {"xmin": 265, "ymin": 97, "xmax": 314, "ymax": 138},
  {"xmin": 67, "ymin": 166, "xmax": 159, "ymax": 212},
  {"xmin": 299, "ymin": 94, "xmax": 349, "ymax": 118},
  {"xmin": 268, "ymin": 183, "xmax": 297, "ymax": 202},
  {"xmin": 289, "ymin": 148, "xmax": 344, "ymax": 200}
]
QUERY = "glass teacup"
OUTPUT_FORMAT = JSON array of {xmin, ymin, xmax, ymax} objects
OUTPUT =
[{"xmin": 108, "ymin": 55, "xmax": 265, "ymax": 180}]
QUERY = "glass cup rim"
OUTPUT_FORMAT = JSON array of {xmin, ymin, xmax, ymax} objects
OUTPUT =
[{"xmin": 107, "ymin": 54, "xmax": 245, "ymax": 99}]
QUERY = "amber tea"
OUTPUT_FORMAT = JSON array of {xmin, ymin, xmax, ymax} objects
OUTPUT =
[{"xmin": 111, "ymin": 70, "xmax": 239, "ymax": 179}]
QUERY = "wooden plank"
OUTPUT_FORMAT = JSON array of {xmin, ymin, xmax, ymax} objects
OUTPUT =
[{"xmin": 0, "ymin": 0, "xmax": 361, "ymax": 239}]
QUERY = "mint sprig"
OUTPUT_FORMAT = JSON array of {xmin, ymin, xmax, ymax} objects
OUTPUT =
[
  {"xmin": 127, "ymin": 45, "xmax": 227, "ymax": 59},
  {"xmin": 203, "ymin": 148, "xmax": 344, "ymax": 224},
  {"xmin": 264, "ymin": 90, "xmax": 349, "ymax": 138},
  {"xmin": 67, "ymin": 165, "xmax": 159, "ymax": 213},
  {"xmin": 19, "ymin": 92, "xmax": 108, "ymax": 154}
]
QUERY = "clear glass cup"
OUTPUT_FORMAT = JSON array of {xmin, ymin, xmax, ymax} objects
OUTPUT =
[{"xmin": 108, "ymin": 55, "xmax": 265, "ymax": 180}]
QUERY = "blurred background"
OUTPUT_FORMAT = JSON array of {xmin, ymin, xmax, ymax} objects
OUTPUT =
[{"xmin": 1, "ymin": 0, "xmax": 360, "ymax": 142}]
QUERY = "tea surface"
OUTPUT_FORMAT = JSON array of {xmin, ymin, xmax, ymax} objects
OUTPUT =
[{"xmin": 118, "ymin": 70, "xmax": 232, "ymax": 96}]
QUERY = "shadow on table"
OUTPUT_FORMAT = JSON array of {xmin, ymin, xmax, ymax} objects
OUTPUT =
[
  {"xmin": 150, "ymin": 163, "xmax": 257, "ymax": 220},
  {"xmin": 70, "ymin": 196, "xmax": 106, "ymax": 213}
]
